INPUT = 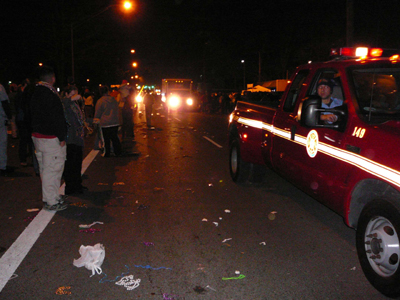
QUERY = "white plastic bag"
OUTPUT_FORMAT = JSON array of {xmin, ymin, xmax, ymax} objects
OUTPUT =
[{"xmin": 73, "ymin": 243, "xmax": 105, "ymax": 276}]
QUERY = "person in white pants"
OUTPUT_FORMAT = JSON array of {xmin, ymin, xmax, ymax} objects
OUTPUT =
[{"xmin": 30, "ymin": 66, "xmax": 68, "ymax": 211}]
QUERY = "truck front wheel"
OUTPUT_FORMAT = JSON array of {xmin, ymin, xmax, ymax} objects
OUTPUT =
[
  {"xmin": 356, "ymin": 199, "xmax": 400, "ymax": 298},
  {"xmin": 229, "ymin": 139, "xmax": 251, "ymax": 183}
]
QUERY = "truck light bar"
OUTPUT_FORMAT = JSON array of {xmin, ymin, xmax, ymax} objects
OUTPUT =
[
  {"xmin": 330, "ymin": 47, "xmax": 383, "ymax": 58},
  {"xmin": 331, "ymin": 47, "xmax": 400, "ymax": 59}
]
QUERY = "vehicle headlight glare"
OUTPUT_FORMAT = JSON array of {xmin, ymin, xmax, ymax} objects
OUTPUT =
[
  {"xmin": 136, "ymin": 95, "xmax": 143, "ymax": 103},
  {"xmin": 169, "ymin": 96, "xmax": 180, "ymax": 108},
  {"xmin": 186, "ymin": 98, "xmax": 193, "ymax": 106}
]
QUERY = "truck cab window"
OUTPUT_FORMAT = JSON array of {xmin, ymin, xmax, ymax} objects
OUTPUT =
[
  {"xmin": 309, "ymin": 70, "xmax": 344, "ymax": 100},
  {"xmin": 308, "ymin": 71, "xmax": 345, "ymax": 125},
  {"xmin": 283, "ymin": 70, "xmax": 309, "ymax": 112}
]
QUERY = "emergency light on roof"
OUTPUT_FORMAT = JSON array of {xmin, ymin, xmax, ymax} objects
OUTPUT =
[{"xmin": 330, "ymin": 47, "xmax": 384, "ymax": 58}]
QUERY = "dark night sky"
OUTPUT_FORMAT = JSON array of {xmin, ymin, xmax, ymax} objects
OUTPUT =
[{"xmin": 1, "ymin": 0, "xmax": 400, "ymax": 90}]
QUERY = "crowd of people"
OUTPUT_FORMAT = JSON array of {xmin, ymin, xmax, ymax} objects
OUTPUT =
[{"xmin": 0, "ymin": 67, "xmax": 141, "ymax": 211}]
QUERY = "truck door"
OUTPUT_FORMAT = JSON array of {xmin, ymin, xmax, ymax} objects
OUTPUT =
[
  {"xmin": 269, "ymin": 69, "xmax": 311, "ymax": 185},
  {"xmin": 271, "ymin": 69, "xmax": 352, "ymax": 209}
]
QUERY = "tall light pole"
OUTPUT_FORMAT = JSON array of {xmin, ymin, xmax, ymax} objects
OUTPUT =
[
  {"xmin": 241, "ymin": 60, "xmax": 246, "ymax": 90},
  {"xmin": 71, "ymin": 1, "xmax": 133, "ymax": 81}
]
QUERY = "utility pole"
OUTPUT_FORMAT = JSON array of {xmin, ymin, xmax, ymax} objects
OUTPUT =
[{"xmin": 346, "ymin": 0, "xmax": 354, "ymax": 47}]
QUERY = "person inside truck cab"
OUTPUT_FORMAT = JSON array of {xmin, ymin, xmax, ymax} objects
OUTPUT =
[{"xmin": 316, "ymin": 78, "xmax": 343, "ymax": 123}]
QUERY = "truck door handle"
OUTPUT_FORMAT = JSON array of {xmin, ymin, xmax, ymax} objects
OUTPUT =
[
  {"xmin": 290, "ymin": 126, "xmax": 296, "ymax": 140},
  {"xmin": 346, "ymin": 144, "xmax": 361, "ymax": 154}
]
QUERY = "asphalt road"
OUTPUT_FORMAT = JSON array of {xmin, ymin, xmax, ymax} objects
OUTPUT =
[{"xmin": 0, "ymin": 107, "xmax": 391, "ymax": 299}]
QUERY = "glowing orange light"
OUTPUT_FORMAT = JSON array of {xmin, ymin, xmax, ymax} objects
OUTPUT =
[
  {"xmin": 390, "ymin": 54, "xmax": 399, "ymax": 61},
  {"xmin": 243, "ymin": 134, "xmax": 248, "ymax": 139},
  {"xmin": 123, "ymin": 1, "xmax": 133, "ymax": 10},
  {"xmin": 370, "ymin": 48, "xmax": 383, "ymax": 57}
]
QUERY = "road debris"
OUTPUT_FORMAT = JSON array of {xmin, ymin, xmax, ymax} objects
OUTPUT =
[
  {"xmin": 115, "ymin": 275, "xmax": 141, "ymax": 290},
  {"xmin": 55, "ymin": 286, "xmax": 71, "ymax": 295},
  {"xmin": 143, "ymin": 242, "xmax": 154, "ymax": 246},
  {"xmin": 70, "ymin": 202, "xmax": 88, "ymax": 208},
  {"xmin": 193, "ymin": 286, "xmax": 206, "ymax": 294},
  {"xmin": 73, "ymin": 243, "xmax": 105, "ymax": 277},
  {"xmin": 79, "ymin": 228, "xmax": 101, "ymax": 233},
  {"xmin": 79, "ymin": 221, "xmax": 104, "ymax": 229},
  {"xmin": 27, "ymin": 208, "xmax": 39, "ymax": 212},
  {"xmin": 134, "ymin": 264, "xmax": 172, "ymax": 270},
  {"xmin": 137, "ymin": 204, "xmax": 150, "ymax": 210},
  {"xmin": 222, "ymin": 274, "xmax": 246, "ymax": 280},
  {"xmin": 205, "ymin": 285, "xmax": 216, "ymax": 291},
  {"xmin": 268, "ymin": 211, "xmax": 277, "ymax": 220}
]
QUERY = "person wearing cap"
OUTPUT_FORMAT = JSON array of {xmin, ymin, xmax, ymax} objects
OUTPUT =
[{"xmin": 316, "ymin": 78, "xmax": 343, "ymax": 123}]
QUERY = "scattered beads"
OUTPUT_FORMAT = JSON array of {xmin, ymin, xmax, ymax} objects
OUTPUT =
[{"xmin": 55, "ymin": 286, "xmax": 71, "ymax": 295}]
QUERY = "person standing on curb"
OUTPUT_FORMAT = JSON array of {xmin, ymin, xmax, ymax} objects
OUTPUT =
[
  {"xmin": 119, "ymin": 80, "xmax": 134, "ymax": 139},
  {"xmin": 31, "ymin": 66, "xmax": 68, "ymax": 211},
  {"xmin": 62, "ymin": 84, "xmax": 88, "ymax": 195},
  {"xmin": 0, "ymin": 83, "xmax": 12, "ymax": 176},
  {"xmin": 144, "ymin": 90, "xmax": 155, "ymax": 129},
  {"xmin": 94, "ymin": 85, "xmax": 122, "ymax": 157}
]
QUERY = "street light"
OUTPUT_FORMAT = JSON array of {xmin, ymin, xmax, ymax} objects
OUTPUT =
[
  {"xmin": 241, "ymin": 60, "xmax": 246, "ymax": 90},
  {"xmin": 71, "ymin": 1, "xmax": 133, "ymax": 81},
  {"xmin": 132, "ymin": 62, "xmax": 138, "ymax": 68}
]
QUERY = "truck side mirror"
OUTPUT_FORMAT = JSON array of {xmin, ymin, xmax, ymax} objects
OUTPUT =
[
  {"xmin": 298, "ymin": 95, "xmax": 347, "ymax": 130},
  {"xmin": 298, "ymin": 95, "xmax": 322, "ymax": 127}
]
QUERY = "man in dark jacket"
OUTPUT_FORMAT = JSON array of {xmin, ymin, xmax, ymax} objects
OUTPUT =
[{"xmin": 31, "ymin": 66, "xmax": 68, "ymax": 211}]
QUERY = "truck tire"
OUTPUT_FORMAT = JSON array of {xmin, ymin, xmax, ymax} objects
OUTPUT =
[
  {"xmin": 229, "ymin": 139, "xmax": 251, "ymax": 183},
  {"xmin": 356, "ymin": 199, "xmax": 400, "ymax": 298}
]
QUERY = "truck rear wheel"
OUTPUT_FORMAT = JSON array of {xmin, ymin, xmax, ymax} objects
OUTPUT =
[
  {"xmin": 229, "ymin": 139, "xmax": 251, "ymax": 183},
  {"xmin": 356, "ymin": 199, "xmax": 400, "ymax": 298}
]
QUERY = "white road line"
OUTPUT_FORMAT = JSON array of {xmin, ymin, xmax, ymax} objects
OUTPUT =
[
  {"xmin": 0, "ymin": 149, "xmax": 99, "ymax": 292},
  {"xmin": 203, "ymin": 136, "xmax": 223, "ymax": 148},
  {"xmin": 174, "ymin": 117, "xmax": 182, "ymax": 122}
]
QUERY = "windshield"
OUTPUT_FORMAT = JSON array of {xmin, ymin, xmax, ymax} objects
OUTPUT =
[{"xmin": 351, "ymin": 66, "xmax": 400, "ymax": 120}]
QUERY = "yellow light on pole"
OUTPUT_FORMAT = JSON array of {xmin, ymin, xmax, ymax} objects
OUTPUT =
[
  {"xmin": 132, "ymin": 62, "xmax": 138, "ymax": 67},
  {"xmin": 123, "ymin": 1, "xmax": 133, "ymax": 10},
  {"xmin": 131, "ymin": 49, "xmax": 135, "ymax": 53}
]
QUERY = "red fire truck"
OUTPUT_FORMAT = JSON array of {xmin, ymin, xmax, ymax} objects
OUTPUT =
[{"xmin": 229, "ymin": 47, "xmax": 400, "ymax": 297}]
